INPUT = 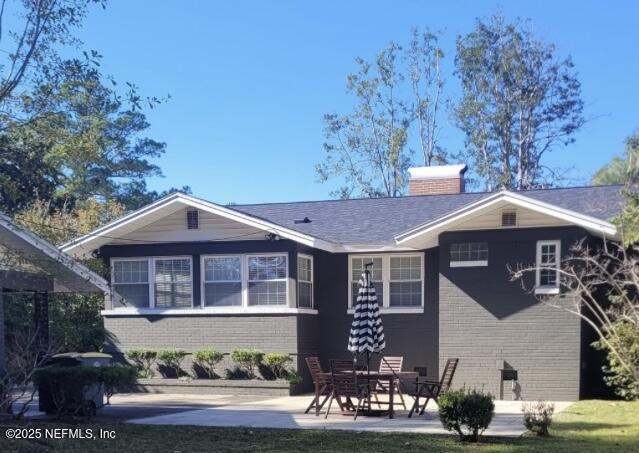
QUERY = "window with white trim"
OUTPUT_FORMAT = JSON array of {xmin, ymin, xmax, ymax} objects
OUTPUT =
[
  {"xmin": 203, "ymin": 256, "xmax": 242, "ymax": 306},
  {"xmin": 536, "ymin": 240, "xmax": 560, "ymax": 293},
  {"xmin": 248, "ymin": 255, "xmax": 287, "ymax": 305},
  {"xmin": 112, "ymin": 259, "xmax": 150, "ymax": 308},
  {"xmin": 349, "ymin": 254, "xmax": 423, "ymax": 310},
  {"xmin": 297, "ymin": 254, "xmax": 313, "ymax": 308},
  {"xmin": 450, "ymin": 242, "xmax": 488, "ymax": 267},
  {"xmin": 350, "ymin": 256, "xmax": 383, "ymax": 307},
  {"xmin": 154, "ymin": 257, "xmax": 193, "ymax": 308},
  {"xmin": 389, "ymin": 256, "xmax": 422, "ymax": 307}
]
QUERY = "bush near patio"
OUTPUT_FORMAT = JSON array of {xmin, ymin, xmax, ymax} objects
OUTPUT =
[
  {"xmin": 157, "ymin": 349, "xmax": 188, "ymax": 378},
  {"xmin": 126, "ymin": 349, "xmax": 157, "ymax": 378},
  {"xmin": 230, "ymin": 349, "xmax": 264, "ymax": 378},
  {"xmin": 264, "ymin": 352, "xmax": 293, "ymax": 378},
  {"xmin": 522, "ymin": 400, "xmax": 555, "ymax": 436},
  {"xmin": 192, "ymin": 349, "xmax": 224, "ymax": 379},
  {"xmin": 438, "ymin": 387, "xmax": 495, "ymax": 442}
]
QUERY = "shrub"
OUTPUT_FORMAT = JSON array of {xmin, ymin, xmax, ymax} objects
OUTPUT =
[
  {"xmin": 192, "ymin": 349, "xmax": 224, "ymax": 379},
  {"xmin": 438, "ymin": 388, "xmax": 495, "ymax": 442},
  {"xmin": 264, "ymin": 352, "xmax": 293, "ymax": 378},
  {"xmin": 231, "ymin": 349, "xmax": 264, "ymax": 378},
  {"xmin": 283, "ymin": 370, "xmax": 303, "ymax": 385},
  {"xmin": 34, "ymin": 366, "xmax": 103, "ymax": 419},
  {"xmin": 126, "ymin": 349, "xmax": 157, "ymax": 378},
  {"xmin": 522, "ymin": 400, "xmax": 555, "ymax": 436},
  {"xmin": 157, "ymin": 349, "xmax": 188, "ymax": 378},
  {"xmin": 593, "ymin": 320, "xmax": 639, "ymax": 400},
  {"xmin": 102, "ymin": 365, "xmax": 137, "ymax": 405}
]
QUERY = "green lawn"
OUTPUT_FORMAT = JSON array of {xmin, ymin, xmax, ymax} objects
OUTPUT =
[{"xmin": 1, "ymin": 400, "xmax": 638, "ymax": 452}]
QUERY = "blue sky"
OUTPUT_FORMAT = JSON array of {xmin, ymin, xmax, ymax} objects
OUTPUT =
[{"xmin": 77, "ymin": 0, "xmax": 638, "ymax": 204}]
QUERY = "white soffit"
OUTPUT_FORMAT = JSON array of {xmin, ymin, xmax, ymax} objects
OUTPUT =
[
  {"xmin": 61, "ymin": 193, "xmax": 341, "ymax": 256},
  {"xmin": 394, "ymin": 190, "xmax": 618, "ymax": 248}
]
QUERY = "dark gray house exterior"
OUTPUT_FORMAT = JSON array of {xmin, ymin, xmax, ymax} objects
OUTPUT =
[{"xmin": 61, "ymin": 165, "xmax": 625, "ymax": 401}]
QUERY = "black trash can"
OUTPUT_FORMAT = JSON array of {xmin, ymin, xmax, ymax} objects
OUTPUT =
[{"xmin": 38, "ymin": 352, "xmax": 112, "ymax": 415}]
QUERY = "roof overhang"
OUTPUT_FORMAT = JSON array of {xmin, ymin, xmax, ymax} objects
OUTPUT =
[
  {"xmin": 394, "ymin": 190, "xmax": 618, "ymax": 249},
  {"xmin": 0, "ymin": 213, "xmax": 109, "ymax": 293},
  {"xmin": 61, "ymin": 193, "xmax": 342, "ymax": 256}
]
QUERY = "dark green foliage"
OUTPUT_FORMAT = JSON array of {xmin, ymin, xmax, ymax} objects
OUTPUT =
[
  {"xmin": 264, "ymin": 352, "xmax": 293, "ymax": 378},
  {"xmin": 192, "ymin": 349, "xmax": 224, "ymax": 379},
  {"xmin": 48, "ymin": 294, "xmax": 105, "ymax": 352},
  {"xmin": 438, "ymin": 388, "xmax": 495, "ymax": 442},
  {"xmin": 126, "ymin": 349, "xmax": 157, "ymax": 378},
  {"xmin": 101, "ymin": 365, "xmax": 137, "ymax": 404},
  {"xmin": 230, "ymin": 349, "xmax": 264, "ymax": 378},
  {"xmin": 592, "ymin": 131, "xmax": 639, "ymax": 187},
  {"xmin": 33, "ymin": 366, "xmax": 103, "ymax": 419},
  {"xmin": 594, "ymin": 320, "xmax": 639, "ymax": 400},
  {"xmin": 157, "ymin": 349, "xmax": 188, "ymax": 378}
]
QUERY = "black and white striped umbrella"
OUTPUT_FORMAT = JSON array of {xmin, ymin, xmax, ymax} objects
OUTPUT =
[{"xmin": 347, "ymin": 271, "xmax": 386, "ymax": 354}]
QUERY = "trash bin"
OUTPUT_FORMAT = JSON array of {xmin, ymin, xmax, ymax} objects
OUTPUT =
[{"xmin": 38, "ymin": 352, "xmax": 112, "ymax": 415}]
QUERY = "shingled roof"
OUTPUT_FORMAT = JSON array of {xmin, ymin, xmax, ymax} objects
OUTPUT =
[{"xmin": 230, "ymin": 185, "xmax": 625, "ymax": 244}]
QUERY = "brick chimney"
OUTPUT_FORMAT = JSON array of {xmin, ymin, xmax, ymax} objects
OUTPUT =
[{"xmin": 407, "ymin": 164, "xmax": 467, "ymax": 196}]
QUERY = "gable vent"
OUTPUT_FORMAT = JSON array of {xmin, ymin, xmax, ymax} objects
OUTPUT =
[
  {"xmin": 501, "ymin": 210, "xmax": 517, "ymax": 227},
  {"xmin": 187, "ymin": 209, "xmax": 199, "ymax": 229}
]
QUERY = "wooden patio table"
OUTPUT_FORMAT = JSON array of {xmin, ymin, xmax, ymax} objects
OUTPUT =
[{"xmin": 317, "ymin": 370, "xmax": 418, "ymax": 419}]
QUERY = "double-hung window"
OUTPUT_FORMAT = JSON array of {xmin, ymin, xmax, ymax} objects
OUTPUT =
[
  {"xmin": 202, "ymin": 256, "xmax": 242, "ymax": 306},
  {"xmin": 154, "ymin": 257, "xmax": 193, "ymax": 308},
  {"xmin": 297, "ymin": 254, "xmax": 313, "ymax": 308},
  {"xmin": 389, "ymin": 256, "xmax": 422, "ymax": 307},
  {"xmin": 349, "ymin": 254, "xmax": 423, "ymax": 311},
  {"xmin": 248, "ymin": 255, "xmax": 288, "ymax": 305},
  {"xmin": 536, "ymin": 240, "xmax": 560, "ymax": 294},
  {"xmin": 112, "ymin": 259, "xmax": 150, "ymax": 308}
]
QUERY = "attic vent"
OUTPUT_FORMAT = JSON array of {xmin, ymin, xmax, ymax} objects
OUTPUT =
[
  {"xmin": 187, "ymin": 209, "xmax": 199, "ymax": 229},
  {"xmin": 501, "ymin": 210, "xmax": 517, "ymax": 227}
]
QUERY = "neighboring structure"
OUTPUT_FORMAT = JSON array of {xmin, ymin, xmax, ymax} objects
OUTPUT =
[
  {"xmin": 0, "ymin": 212, "xmax": 109, "ymax": 370},
  {"xmin": 62, "ymin": 165, "xmax": 625, "ymax": 400}
]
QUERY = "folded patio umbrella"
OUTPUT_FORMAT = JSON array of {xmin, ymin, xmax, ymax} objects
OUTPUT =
[{"xmin": 347, "ymin": 268, "xmax": 385, "ymax": 368}]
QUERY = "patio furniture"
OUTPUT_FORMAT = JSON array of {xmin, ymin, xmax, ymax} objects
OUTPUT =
[
  {"xmin": 319, "ymin": 369, "xmax": 417, "ymax": 418},
  {"xmin": 325, "ymin": 367, "xmax": 371, "ymax": 420},
  {"xmin": 408, "ymin": 358, "xmax": 459, "ymax": 417},
  {"xmin": 373, "ymin": 356, "xmax": 406, "ymax": 409},
  {"xmin": 305, "ymin": 357, "xmax": 332, "ymax": 416},
  {"xmin": 330, "ymin": 358, "xmax": 355, "ymax": 374}
]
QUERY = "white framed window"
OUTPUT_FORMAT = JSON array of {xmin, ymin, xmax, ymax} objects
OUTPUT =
[
  {"xmin": 247, "ymin": 254, "xmax": 288, "ymax": 306},
  {"xmin": 202, "ymin": 255, "xmax": 242, "ymax": 307},
  {"xmin": 154, "ymin": 257, "xmax": 193, "ymax": 308},
  {"xmin": 536, "ymin": 240, "xmax": 561, "ymax": 294},
  {"xmin": 449, "ymin": 242, "xmax": 488, "ymax": 267},
  {"xmin": 111, "ymin": 258, "xmax": 150, "ymax": 308},
  {"xmin": 297, "ymin": 254, "xmax": 313, "ymax": 308},
  {"xmin": 348, "ymin": 253, "xmax": 423, "ymax": 312},
  {"xmin": 389, "ymin": 256, "xmax": 423, "ymax": 307}
]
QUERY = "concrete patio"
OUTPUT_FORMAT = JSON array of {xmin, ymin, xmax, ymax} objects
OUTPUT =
[{"xmin": 120, "ymin": 393, "xmax": 572, "ymax": 437}]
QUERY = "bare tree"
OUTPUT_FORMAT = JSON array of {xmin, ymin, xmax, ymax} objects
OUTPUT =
[
  {"xmin": 510, "ymin": 238, "xmax": 639, "ymax": 398},
  {"xmin": 407, "ymin": 28, "xmax": 448, "ymax": 166}
]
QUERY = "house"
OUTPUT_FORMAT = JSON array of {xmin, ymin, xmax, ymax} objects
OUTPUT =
[
  {"xmin": 0, "ymin": 212, "xmax": 109, "ymax": 371},
  {"xmin": 61, "ymin": 165, "xmax": 625, "ymax": 400}
]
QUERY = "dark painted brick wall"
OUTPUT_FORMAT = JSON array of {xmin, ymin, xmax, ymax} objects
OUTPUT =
[{"xmin": 438, "ymin": 227, "xmax": 587, "ymax": 401}]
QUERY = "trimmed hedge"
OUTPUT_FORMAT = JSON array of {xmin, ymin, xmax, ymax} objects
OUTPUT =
[{"xmin": 438, "ymin": 388, "xmax": 495, "ymax": 442}]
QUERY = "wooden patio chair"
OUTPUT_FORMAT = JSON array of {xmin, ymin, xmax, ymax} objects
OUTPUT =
[
  {"xmin": 372, "ymin": 356, "xmax": 406, "ymax": 409},
  {"xmin": 304, "ymin": 357, "xmax": 331, "ymax": 415},
  {"xmin": 325, "ymin": 367, "xmax": 371, "ymax": 420},
  {"xmin": 329, "ymin": 358, "xmax": 355, "ymax": 374},
  {"xmin": 408, "ymin": 358, "xmax": 459, "ymax": 417}
]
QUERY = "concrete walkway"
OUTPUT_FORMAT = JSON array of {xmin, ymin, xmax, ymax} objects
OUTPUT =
[{"xmin": 124, "ymin": 394, "xmax": 572, "ymax": 437}]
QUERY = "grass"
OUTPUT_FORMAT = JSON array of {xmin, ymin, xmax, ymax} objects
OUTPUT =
[{"xmin": 1, "ymin": 400, "xmax": 637, "ymax": 452}]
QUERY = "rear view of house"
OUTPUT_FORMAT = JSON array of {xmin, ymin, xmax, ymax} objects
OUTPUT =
[{"xmin": 62, "ymin": 165, "xmax": 624, "ymax": 400}]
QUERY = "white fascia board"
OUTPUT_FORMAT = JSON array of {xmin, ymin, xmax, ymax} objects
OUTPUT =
[
  {"xmin": 395, "ymin": 190, "xmax": 617, "ymax": 246},
  {"xmin": 0, "ymin": 213, "xmax": 110, "ymax": 293},
  {"xmin": 61, "ymin": 192, "xmax": 341, "ymax": 255}
]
